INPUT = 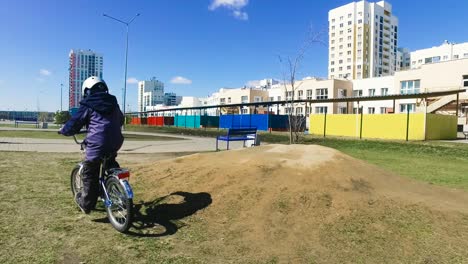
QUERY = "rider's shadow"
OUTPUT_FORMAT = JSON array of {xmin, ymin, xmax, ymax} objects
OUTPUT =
[{"xmin": 128, "ymin": 191, "xmax": 212, "ymax": 237}]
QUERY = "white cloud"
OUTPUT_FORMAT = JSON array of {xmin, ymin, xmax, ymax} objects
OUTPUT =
[
  {"xmin": 126, "ymin": 77, "xmax": 139, "ymax": 84},
  {"xmin": 233, "ymin": 10, "xmax": 248, "ymax": 20},
  {"xmin": 209, "ymin": 0, "xmax": 249, "ymax": 20},
  {"xmin": 170, "ymin": 76, "xmax": 192, "ymax": 85},
  {"xmin": 39, "ymin": 69, "xmax": 51, "ymax": 76}
]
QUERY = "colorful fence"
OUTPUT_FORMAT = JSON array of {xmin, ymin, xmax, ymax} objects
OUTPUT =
[
  {"xmin": 174, "ymin": 115, "xmax": 219, "ymax": 128},
  {"xmin": 309, "ymin": 113, "xmax": 457, "ymax": 140},
  {"xmin": 219, "ymin": 114, "xmax": 290, "ymax": 131}
]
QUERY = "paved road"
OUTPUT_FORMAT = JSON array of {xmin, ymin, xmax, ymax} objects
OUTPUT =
[{"xmin": 0, "ymin": 128, "xmax": 252, "ymax": 153}]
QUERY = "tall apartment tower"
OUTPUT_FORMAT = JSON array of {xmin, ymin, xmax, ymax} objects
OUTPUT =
[
  {"xmin": 328, "ymin": 1, "xmax": 398, "ymax": 80},
  {"xmin": 69, "ymin": 49, "xmax": 103, "ymax": 111},
  {"xmin": 137, "ymin": 77, "xmax": 165, "ymax": 112}
]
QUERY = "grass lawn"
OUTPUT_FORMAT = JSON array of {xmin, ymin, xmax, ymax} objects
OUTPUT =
[
  {"xmin": 127, "ymin": 125, "xmax": 468, "ymax": 190},
  {"xmin": 0, "ymin": 152, "xmax": 199, "ymax": 263},
  {"xmin": 1, "ymin": 128, "xmax": 468, "ymax": 262},
  {"xmin": 0, "ymin": 130, "xmax": 181, "ymax": 141}
]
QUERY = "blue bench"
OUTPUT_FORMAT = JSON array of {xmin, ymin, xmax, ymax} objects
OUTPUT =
[
  {"xmin": 14, "ymin": 120, "xmax": 39, "ymax": 128},
  {"xmin": 216, "ymin": 127, "xmax": 258, "ymax": 151}
]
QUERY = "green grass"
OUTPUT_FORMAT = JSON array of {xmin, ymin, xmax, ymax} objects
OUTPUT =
[
  {"xmin": 0, "ymin": 130, "xmax": 180, "ymax": 141},
  {"xmin": 0, "ymin": 152, "xmax": 204, "ymax": 263},
  {"xmin": 127, "ymin": 125, "xmax": 468, "ymax": 190}
]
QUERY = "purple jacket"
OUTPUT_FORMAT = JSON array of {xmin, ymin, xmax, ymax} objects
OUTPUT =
[{"xmin": 60, "ymin": 92, "xmax": 124, "ymax": 161}]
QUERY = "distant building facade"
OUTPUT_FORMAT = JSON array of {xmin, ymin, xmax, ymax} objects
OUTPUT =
[
  {"xmin": 409, "ymin": 41, "xmax": 468, "ymax": 69},
  {"xmin": 69, "ymin": 49, "xmax": 103, "ymax": 110},
  {"xmin": 137, "ymin": 78, "xmax": 165, "ymax": 112},
  {"xmin": 328, "ymin": 1, "xmax": 399, "ymax": 80}
]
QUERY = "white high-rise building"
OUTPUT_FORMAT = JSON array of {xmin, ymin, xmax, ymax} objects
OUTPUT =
[
  {"xmin": 137, "ymin": 78, "xmax": 164, "ymax": 112},
  {"xmin": 68, "ymin": 49, "xmax": 103, "ymax": 110},
  {"xmin": 409, "ymin": 41, "xmax": 468, "ymax": 69},
  {"xmin": 328, "ymin": 1, "xmax": 399, "ymax": 80}
]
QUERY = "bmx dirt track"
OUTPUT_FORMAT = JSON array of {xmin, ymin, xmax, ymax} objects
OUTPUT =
[{"xmin": 133, "ymin": 144, "xmax": 468, "ymax": 263}]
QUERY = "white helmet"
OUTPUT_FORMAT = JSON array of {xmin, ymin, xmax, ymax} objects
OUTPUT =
[{"xmin": 82, "ymin": 76, "xmax": 108, "ymax": 98}]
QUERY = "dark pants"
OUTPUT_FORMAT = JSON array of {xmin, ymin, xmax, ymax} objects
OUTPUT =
[{"xmin": 80, "ymin": 155, "xmax": 120, "ymax": 211}]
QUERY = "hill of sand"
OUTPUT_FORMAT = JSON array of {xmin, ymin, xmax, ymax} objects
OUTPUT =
[{"xmin": 131, "ymin": 144, "xmax": 468, "ymax": 263}]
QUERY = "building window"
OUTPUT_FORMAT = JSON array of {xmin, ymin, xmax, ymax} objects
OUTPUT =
[
  {"xmin": 331, "ymin": 26, "xmax": 335, "ymax": 30},
  {"xmin": 315, "ymin": 106, "xmax": 328, "ymax": 114},
  {"xmin": 331, "ymin": 61, "xmax": 335, "ymax": 65},
  {"xmin": 454, "ymin": 55, "xmax": 459, "ymax": 59},
  {"xmin": 443, "ymin": 55, "xmax": 448, "ymax": 60},
  {"xmin": 348, "ymin": 13, "xmax": 352, "ymax": 18},
  {"xmin": 400, "ymin": 80, "xmax": 420, "ymax": 94},
  {"xmin": 241, "ymin": 96, "xmax": 248, "ymax": 103},
  {"xmin": 338, "ymin": 107, "xmax": 347, "ymax": 114},
  {"xmin": 353, "ymin": 90, "xmax": 363, "ymax": 97},
  {"xmin": 347, "ymin": 43, "xmax": 352, "ymax": 48},
  {"xmin": 331, "ymin": 19, "xmax": 335, "ymax": 23},
  {"xmin": 316, "ymin": 88, "xmax": 328, "ymax": 99},
  {"xmin": 348, "ymin": 21, "xmax": 352, "ymax": 25},
  {"xmin": 347, "ymin": 51, "xmax": 351, "ymax": 55},
  {"xmin": 228, "ymin": 97, "xmax": 231, "ymax": 103},
  {"xmin": 368, "ymin": 107, "xmax": 375, "ymax": 114},
  {"xmin": 358, "ymin": 19, "xmax": 362, "ymax": 24},
  {"xmin": 339, "ymin": 67, "xmax": 343, "ymax": 71},
  {"xmin": 339, "ymin": 59, "xmax": 343, "ymax": 64},
  {"xmin": 331, "ymin": 68, "xmax": 334, "ymax": 72},
  {"xmin": 340, "ymin": 23, "xmax": 343, "ymax": 28},
  {"xmin": 331, "ymin": 40, "xmax": 335, "ymax": 44},
  {"xmin": 254, "ymin": 96, "xmax": 262, "ymax": 102},
  {"xmin": 296, "ymin": 107, "xmax": 304, "ymax": 115},
  {"xmin": 306, "ymin": 89, "xmax": 313, "ymax": 100},
  {"xmin": 380, "ymin": 107, "xmax": 387, "ymax": 114},
  {"xmin": 464, "ymin": 53, "xmax": 468, "ymax": 58},
  {"xmin": 381, "ymin": 88, "xmax": 389, "ymax": 96},
  {"xmin": 400, "ymin": 103, "xmax": 416, "ymax": 113},
  {"xmin": 220, "ymin": 98, "xmax": 226, "ymax": 104},
  {"xmin": 297, "ymin": 90, "xmax": 304, "ymax": 100},
  {"xmin": 241, "ymin": 108, "xmax": 248, "ymax": 114},
  {"xmin": 347, "ymin": 65, "xmax": 351, "ymax": 70},
  {"xmin": 368, "ymin": 89, "xmax": 376, "ymax": 96},
  {"xmin": 348, "ymin": 36, "xmax": 352, "ymax": 40},
  {"xmin": 463, "ymin": 75, "xmax": 468, "ymax": 87}
]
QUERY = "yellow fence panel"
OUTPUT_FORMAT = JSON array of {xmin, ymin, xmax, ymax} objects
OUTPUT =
[
  {"xmin": 426, "ymin": 114, "xmax": 457, "ymax": 140},
  {"xmin": 309, "ymin": 113, "xmax": 455, "ymax": 141}
]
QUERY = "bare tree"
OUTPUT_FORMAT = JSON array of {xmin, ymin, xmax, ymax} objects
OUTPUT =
[{"xmin": 278, "ymin": 27, "xmax": 326, "ymax": 144}]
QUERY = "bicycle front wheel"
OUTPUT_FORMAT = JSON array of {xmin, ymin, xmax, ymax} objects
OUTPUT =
[
  {"xmin": 105, "ymin": 177, "xmax": 133, "ymax": 233},
  {"xmin": 70, "ymin": 166, "xmax": 83, "ymax": 198}
]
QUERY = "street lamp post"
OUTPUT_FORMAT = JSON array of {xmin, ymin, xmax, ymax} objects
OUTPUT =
[
  {"xmin": 60, "ymin": 83, "xmax": 63, "ymax": 112},
  {"xmin": 103, "ymin": 13, "xmax": 140, "ymax": 128}
]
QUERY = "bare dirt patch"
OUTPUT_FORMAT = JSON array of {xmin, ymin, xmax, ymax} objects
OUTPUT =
[{"xmin": 132, "ymin": 144, "xmax": 468, "ymax": 263}]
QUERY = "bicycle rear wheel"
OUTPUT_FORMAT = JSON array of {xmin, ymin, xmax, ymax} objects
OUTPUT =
[
  {"xmin": 105, "ymin": 177, "xmax": 133, "ymax": 233},
  {"xmin": 70, "ymin": 166, "xmax": 83, "ymax": 197}
]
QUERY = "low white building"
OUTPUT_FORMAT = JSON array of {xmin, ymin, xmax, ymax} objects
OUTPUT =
[
  {"xmin": 409, "ymin": 41, "xmax": 468, "ymax": 69},
  {"xmin": 352, "ymin": 76, "xmax": 395, "ymax": 114}
]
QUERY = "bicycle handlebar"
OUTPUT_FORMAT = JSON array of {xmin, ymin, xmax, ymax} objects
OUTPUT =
[{"xmin": 72, "ymin": 130, "xmax": 87, "ymax": 145}]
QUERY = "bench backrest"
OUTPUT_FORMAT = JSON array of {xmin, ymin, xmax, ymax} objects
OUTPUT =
[{"xmin": 227, "ymin": 127, "xmax": 257, "ymax": 136}]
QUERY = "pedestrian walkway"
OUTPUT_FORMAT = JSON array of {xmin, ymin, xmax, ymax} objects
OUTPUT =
[{"xmin": 0, "ymin": 128, "xmax": 251, "ymax": 153}]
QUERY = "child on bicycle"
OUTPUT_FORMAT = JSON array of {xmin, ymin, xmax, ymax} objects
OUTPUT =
[{"xmin": 59, "ymin": 76, "xmax": 124, "ymax": 214}]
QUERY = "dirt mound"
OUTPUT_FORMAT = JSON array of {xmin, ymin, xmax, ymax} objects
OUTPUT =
[{"xmin": 132, "ymin": 144, "xmax": 468, "ymax": 263}]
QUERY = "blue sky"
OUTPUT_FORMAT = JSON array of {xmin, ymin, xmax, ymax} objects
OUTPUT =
[{"xmin": 1, "ymin": 0, "xmax": 467, "ymax": 112}]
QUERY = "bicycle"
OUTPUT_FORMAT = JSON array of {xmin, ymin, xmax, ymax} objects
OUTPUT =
[{"xmin": 70, "ymin": 131, "xmax": 134, "ymax": 233}]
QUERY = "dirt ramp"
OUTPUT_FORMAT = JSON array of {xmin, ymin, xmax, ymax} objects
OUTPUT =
[{"xmin": 133, "ymin": 144, "xmax": 468, "ymax": 263}]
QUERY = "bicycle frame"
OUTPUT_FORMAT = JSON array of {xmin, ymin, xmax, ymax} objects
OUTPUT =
[{"xmin": 73, "ymin": 134, "xmax": 134, "ymax": 207}]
